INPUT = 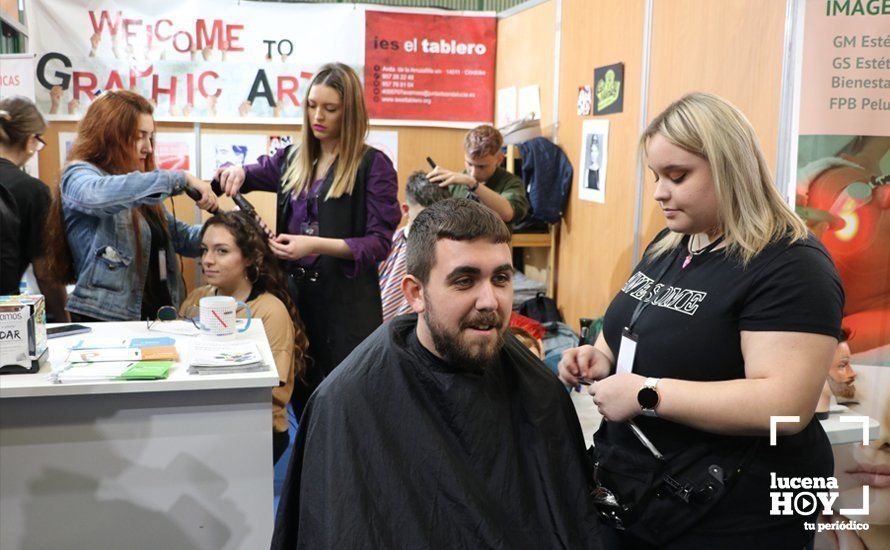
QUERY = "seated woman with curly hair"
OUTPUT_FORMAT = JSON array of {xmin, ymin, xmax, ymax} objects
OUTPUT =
[{"xmin": 182, "ymin": 211, "xmax": 309, "ymax": 464}]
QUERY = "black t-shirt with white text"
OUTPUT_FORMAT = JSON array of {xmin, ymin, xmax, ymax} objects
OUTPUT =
[{"xmin": 598, "ymin": 229, "xmax": 844, "ymax": 535}]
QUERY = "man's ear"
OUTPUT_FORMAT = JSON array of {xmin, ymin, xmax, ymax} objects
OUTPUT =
[
  {"xmin": 401, "ymin": 202, "xmax": 410, "ymax": 217},
  {"xmin": 402, "ymin": 274, "xmax": 425, "ymax": 313},
  {"xmin": 811, "ymin": 220, "xmax": 830, "ymax": 239}
]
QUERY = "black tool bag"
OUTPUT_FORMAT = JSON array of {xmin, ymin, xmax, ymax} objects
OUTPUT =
[{"xmin": 591, "ymin": 431, "xmax": 760, "ymax": 546}]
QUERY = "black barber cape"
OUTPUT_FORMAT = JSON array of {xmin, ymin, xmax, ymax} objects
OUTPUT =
[{"xmin": 271, "ymin": 314, "xmax": 603, "ymax": 550}]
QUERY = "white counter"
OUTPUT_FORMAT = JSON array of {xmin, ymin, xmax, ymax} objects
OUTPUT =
[
  {"xmin": 0, "ymin": 321, "xmax": 280, "ymax": 550},
  {"xmin": 1, "ymin": 320, "xmax": 279, "ymax": 398}
]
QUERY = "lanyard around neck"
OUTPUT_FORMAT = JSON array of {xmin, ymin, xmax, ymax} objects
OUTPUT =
[{"xmin": 627, "ymin": 235, "xmax": 724, "ymax": 332}]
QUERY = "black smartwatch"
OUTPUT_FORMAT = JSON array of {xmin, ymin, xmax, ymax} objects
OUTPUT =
[
  {"xmin": 637, "ymin": 377, "xmax": 660, "ymax": 417},
  {"xmin": 468, "ymin": 181, "xmax": 480, "ymax": 192}
]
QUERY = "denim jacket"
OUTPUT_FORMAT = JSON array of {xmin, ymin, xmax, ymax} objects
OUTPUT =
[{"xmin": 61, "ymin": 161, "xmax": 202, "ymax": 321}]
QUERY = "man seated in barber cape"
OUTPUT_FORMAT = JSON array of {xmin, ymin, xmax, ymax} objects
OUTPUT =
[{"xmin": 272, "ymin": 198, "xmax": 603, "ymax": 550}]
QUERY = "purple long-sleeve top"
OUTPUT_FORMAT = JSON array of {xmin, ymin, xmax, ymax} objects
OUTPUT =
[{"xmin": 240, "ymin": 146, "xmax": 401, "ymax": 278}]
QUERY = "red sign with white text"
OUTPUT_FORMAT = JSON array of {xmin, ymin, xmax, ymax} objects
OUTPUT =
[{"xmin": 365, "ymin": 10, "xmax": 496, "ymax": 124}]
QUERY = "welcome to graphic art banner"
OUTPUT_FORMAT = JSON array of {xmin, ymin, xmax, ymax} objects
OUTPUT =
[{"xmin": 28, "ymin": 1, "xmax": 495, "ymax": 127}]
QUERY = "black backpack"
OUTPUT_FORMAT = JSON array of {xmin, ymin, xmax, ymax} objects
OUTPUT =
[
  {"xmin": 517, "ymin": 292, "xmax": 562, "ymax": 324},
  {"xmin": 0, "ymin": 184, "xmax": 22, "ymax": 294}
]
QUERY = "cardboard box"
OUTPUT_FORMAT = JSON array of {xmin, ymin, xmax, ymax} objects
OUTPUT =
[{"xmin": 0, "ymin": 294, "xmax": 48, "ymax": 374}]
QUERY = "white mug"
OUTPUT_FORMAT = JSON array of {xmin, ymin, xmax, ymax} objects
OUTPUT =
[{"xmin": 198, "ymin": 296, "xmax": 252, "ymax": 340}]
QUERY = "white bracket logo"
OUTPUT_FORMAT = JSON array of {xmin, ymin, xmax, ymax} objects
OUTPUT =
[{"xmin": 770, "ymin": 415, "xmax": 872, "ymax": 516}]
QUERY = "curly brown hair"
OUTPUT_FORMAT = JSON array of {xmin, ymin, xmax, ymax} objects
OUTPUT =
[{"xmin": 202, "ymin": 211, "xmax": 310, "ymax": 380}]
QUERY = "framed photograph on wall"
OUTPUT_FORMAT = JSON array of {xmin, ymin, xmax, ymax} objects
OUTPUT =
[{"xmin": 578, "ymin": 119, "xmax": 609, "ymax": 203}]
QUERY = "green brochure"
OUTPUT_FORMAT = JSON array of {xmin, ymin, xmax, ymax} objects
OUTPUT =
[{"xmin": 118, "ymin": 361, "xmax": 173, "ymax": 380}]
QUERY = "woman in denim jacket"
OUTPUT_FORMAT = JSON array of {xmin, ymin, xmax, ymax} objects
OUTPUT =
[{"xmin": 44, "ymin": 91, "xmax": 217, "ymax": 321}]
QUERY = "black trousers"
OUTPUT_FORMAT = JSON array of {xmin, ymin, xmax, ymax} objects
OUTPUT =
[{"xmin": 286, "ymin": 268, "xmax": 383, "ymax": 420}]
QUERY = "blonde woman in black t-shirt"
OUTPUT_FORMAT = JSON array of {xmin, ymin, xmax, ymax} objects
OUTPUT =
[{"xmin": 559, "ymin": 93, "xmax": 843, "ymax": 548}]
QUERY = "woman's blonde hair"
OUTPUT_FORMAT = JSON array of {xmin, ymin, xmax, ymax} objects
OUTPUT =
[
  {"xmin": 281, "ymin": 62, "xmax": 368, "ymax": 199},
  {"xmin": 642, "ymin": 92, "xmax": 807, "ymax": 266}
]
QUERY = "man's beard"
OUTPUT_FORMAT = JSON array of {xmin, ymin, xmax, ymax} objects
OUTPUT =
[
  {"xmin": 828, "ymin": 377, "xmax": 856, "ymax": 400},
  {"xmin": 424, "ymin": 305, "xmax": 505, "ymax": 372}
]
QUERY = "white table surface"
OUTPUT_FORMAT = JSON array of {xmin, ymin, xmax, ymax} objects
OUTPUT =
[{"xmin": 0, "ymin": 320, "xmax": 280, "ymax": 397}]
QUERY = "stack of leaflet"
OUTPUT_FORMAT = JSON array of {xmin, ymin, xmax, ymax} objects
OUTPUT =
[
  {"xmin": 51, "ymin": 337, "xmax": 178, "ymax": 383},
  {"xmin": 68, "ymin": 336, "xmax": 178, "ymax": 354},
  {"xmin": 188, "ymin": 340, "xmax": 267, "ymax": 375},
  {"xmin": 54, "ymin": 361, "xmax": 173, "ymax": 383}
]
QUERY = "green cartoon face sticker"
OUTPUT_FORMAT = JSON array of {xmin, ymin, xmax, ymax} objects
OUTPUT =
[{"xmin": 595, "ymin": 69, "xmax": 621, "ymax": 111}]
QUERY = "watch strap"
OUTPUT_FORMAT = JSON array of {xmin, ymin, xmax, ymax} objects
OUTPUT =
[{"xmin": 639, "ymin": 377, "xmax": 660, "ymax": 417}]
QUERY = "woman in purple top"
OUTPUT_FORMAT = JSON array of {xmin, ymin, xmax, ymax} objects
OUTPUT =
[{"xmin": 216, "ymin": 63, "xmax": 400, "ymax": 413}]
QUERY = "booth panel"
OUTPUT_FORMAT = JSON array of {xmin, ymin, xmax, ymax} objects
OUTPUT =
[
  {"xmin": 495, "ymin": 0, "xmax": 556, "ymax": 134},
  {"xmin": 640, "ymin": 0, "xmax": 787, "ymax": 255},
  {"xmin": 555, "ymin": 0, "xmax": 646, "ymax": 330}
]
